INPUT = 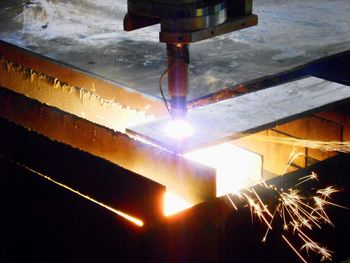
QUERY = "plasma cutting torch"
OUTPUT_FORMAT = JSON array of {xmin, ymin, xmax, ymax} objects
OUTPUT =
[{"xmin": 124, "ymin": 0, "xmax": 257, "ymax": 119}]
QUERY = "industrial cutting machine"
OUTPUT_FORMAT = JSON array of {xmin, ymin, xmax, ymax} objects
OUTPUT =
[{"xmin": 1, "ymin": 0, "xmax": 350, "ymax": 262}]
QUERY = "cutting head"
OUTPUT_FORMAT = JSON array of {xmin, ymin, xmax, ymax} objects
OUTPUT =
[{"xmin": 124, "ymin": 0, "xmax": 257, "ymax": 119}]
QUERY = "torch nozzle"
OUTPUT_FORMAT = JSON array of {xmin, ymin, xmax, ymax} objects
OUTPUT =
[
  {"xmin": 167, "ymin": 43, "xmax": 189, "ymax": 120},
  {"xmin": 170, "ymin": 96, "xmax": 187, "ymax": 120}
]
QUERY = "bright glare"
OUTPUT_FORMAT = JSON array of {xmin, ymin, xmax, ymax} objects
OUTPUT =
[
  {"xmin": 163, "ymin": 119, "xmax": 194, "ymax": 140},
  {"xmin": 184, "ymin": 143, "xmax": 262, "ymax": 196},
  {"xmin": 164, "ymin": 191, "xmax": 194, "ymax": 216}
]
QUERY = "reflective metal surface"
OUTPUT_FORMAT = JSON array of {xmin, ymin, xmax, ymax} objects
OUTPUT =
[{"xmin": 0, "ymin": 0, "xmax": 349, "ymax": 101}]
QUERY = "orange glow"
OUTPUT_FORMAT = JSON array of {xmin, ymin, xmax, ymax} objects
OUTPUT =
[
  {"xmin": 41, "ymin": 173, "xmax": 145, "ymax": 227},
  {"xmin": 184, "ymin": 142, "xmax": 262, "ymax": 196},
  {"xmin": 164, "ymin": 191, "xmax": 193, "ymax": 216},
  {"xmin": 9, "ymin": 158, "xmax": 144, "ymax": 227},
  {"xmin": 163, "ymin": 143, "xmax": 261, "ymax": 215}
]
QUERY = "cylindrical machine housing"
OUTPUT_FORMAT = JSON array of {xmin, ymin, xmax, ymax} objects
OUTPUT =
[{"xmin": 126, "ymin": 0, "xmax": 228, "ymax": 43}]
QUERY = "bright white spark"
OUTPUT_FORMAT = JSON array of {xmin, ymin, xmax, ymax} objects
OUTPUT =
[
  {"xmin": 319, "ymin": 247, "xmax": 333, "ymax": 262},
  {"xmin": 317, "ymin": 186, "xmax": 341, "ymax": 199},
  {"xmin": 164, "ymin": 191, "xmax": 193, "ymax": 216},
  {"xmin": 295, "ymin": 172, "xmax": 319, "ymax": 186},
  {"xmin": 164, "ymin": 119, "xmax": 194, "ymax": 140}
]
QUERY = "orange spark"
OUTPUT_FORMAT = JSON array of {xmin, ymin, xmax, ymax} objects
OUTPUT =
[
  {"xmin": 317, "ymin": 186, "xmax": 341, "ymax": 199},
  {"xmin": 282, "ymin": 235, "xmax": 308, "ymax": 263},
  {"xmin": 295, "ymin": 172, "xmax": 319, "ymax": 186},
  {"xmin": 4, "ymin": 155, "xmax": 144, "ymax": 227}
]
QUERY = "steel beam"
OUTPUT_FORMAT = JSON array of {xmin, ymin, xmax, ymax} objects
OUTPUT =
[
  {"xmin": 0, "ymin": 88, "xmax": 216, "ymax": 205},
  {"xmin": 128, "ymin": 77, "xmax": 350, "ymax": 153},
  {"xmin": 0, "ymin": 117, "xmax": 165, "ymax": 223}
]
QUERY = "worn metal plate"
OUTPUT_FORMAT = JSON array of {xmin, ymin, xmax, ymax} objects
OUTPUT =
[
  {"xmin": 127, "ymin": 77, "xmax": 350, "ymax": 152},
  {"xmin": 0, "ymin": 0, "xmax": 350, "ymax": 101}
]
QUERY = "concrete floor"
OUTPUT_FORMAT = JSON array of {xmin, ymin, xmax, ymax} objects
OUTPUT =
[{"xmin": 1, "ymin": 0, "xmax": 350, "ymax": 101}]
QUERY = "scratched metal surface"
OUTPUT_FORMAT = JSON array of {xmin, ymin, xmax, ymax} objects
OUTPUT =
[
  {"xmin": 127, "ymin": 77, "xmax": 350, "ymax": 152},
  {"xmin": 0, "ymin": 0, "xmax": 350, "ymax": 101}
]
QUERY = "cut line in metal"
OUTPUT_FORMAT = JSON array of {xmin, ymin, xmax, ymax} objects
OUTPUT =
[{"xmin": 127, "ymin": 77, "xmax": 350, "ymax": 153}]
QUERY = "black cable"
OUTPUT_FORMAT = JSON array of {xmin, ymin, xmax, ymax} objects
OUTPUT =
[
  {"xmin": 159, "ymin": 63, "xmax": 174, "ymax": 116},
  {"xmin": 159, "ymin": 48, "xmax": 189, "ymax": 117}
]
